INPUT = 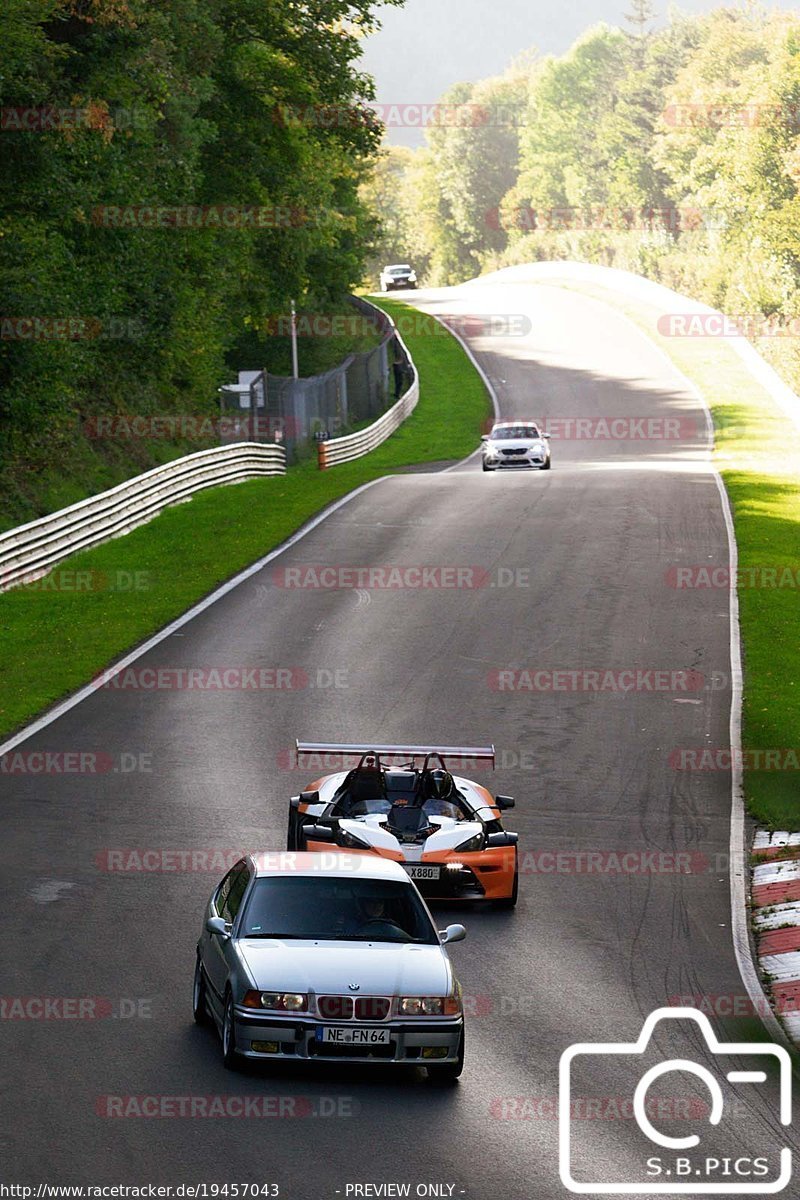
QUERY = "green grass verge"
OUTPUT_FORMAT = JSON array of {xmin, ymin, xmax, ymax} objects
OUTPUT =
[
  {"xmin": 539, "ymin": 277, "xmax": 800, "ymax": 830},
  {"xmin": 0, "ymin": 298, "xmax": 489, "ymax": 740},
  {"xmin": 0, "ymin": 301, "xmax": 391, "ymax": 534}
]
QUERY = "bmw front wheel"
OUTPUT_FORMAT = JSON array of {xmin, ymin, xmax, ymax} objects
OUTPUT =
[
  {"xmin": 192, "ymin": 956, "xmax": 210, "ymax": 1026},
  {"xmin": 222, "ymin": 991, "xmax": 240, "ymax": 1070}
]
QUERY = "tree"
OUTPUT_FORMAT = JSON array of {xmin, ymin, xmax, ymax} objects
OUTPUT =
[{"xmin": 0, "ymin": 0, "xmax": 405, "ymax": 519}]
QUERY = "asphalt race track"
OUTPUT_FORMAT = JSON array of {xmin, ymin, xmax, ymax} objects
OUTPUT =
[{"xmin": 2, "ymin": 277, "xmax": 797, "ymax": 1198}]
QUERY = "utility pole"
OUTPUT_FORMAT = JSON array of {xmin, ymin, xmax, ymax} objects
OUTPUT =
[{"xmin": 290, "ymin": 299, "xmax": 299, "ymax": 380}]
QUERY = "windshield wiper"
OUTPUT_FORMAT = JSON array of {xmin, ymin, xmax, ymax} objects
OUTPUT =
[
  {"xmin": 242, "ymin": 932, "xmax": 312, "ymax": 939},
  {"xmin": 344, "ymin": 934, "xmax": 427, "ymax": 943}
]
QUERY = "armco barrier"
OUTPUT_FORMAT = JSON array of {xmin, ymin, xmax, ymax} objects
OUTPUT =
[
  {"xmin": 317, "ymin": 302, "xmax": 419, "ymax": 468},
  {"xmin": 0, "ymin": 443, "xmax": 285, "ymax": 592},
  {"xmin": 317, "ymin": 380, "xmax": 419, "ymax": 468}
]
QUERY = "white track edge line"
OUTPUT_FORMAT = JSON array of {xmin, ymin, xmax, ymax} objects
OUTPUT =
[
  {"xmin": 424, "ymin": 312, "xmax": 501, "ymax": 473},
  {"xmin": 535, "ymin": 280, "xmax": 789, "ymax": 1048},
  {"xmin": 0, "ymin": 316, "xmax": 495, "ymax": 758},
  {"xmin": 0, "ymin": 476, "xmax": 392, "ymax": 757}
]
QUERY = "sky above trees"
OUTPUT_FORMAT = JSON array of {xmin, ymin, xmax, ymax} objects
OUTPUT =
[{"xmin": 362, "ymin": 0, "xmax": 800, "ymax": 145}]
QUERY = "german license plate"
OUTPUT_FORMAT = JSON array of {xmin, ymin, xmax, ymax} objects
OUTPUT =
[
  {"xmin": 404, "ymin": 864, "xmax": 441, "ymax": 880},
  {"xmin": 316, "ymin": 1026, "xmax": 391, "ymax": 1045}
]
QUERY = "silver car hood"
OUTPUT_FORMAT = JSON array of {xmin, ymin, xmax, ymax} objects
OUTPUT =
[{"xmin": 237, "ymin": 940, "xmax": 451, "ymax": 997}]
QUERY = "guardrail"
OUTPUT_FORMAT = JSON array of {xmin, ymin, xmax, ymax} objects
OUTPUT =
[
  {"xmin": 0, "ymin": 442, "xmax": 286, "ymax": 592},
  {"xmin": 317, "ymin": 304, "xmax": 419, "ymax": 469}
]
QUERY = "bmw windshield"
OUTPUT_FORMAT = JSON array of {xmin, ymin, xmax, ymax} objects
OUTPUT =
[
  {"xmin": 239, "ymin": 876, "xmax": 439, "ymax": 944},
  {"xmin": 491, "ymin": 425, "xmax": 541, "ymax": 439}
]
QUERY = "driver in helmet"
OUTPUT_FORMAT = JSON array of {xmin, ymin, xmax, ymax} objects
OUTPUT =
[{"xmin": 423, "ymin": 768, "xmax": 461, "ymax": 818}]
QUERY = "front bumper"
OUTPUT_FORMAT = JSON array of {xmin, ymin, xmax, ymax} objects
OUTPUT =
[
  {"xmin": 234, "ymin": 1009, "xmax": 463, "ymax": 1064},
  {"xmin": 412, "ymin": 855, "xmax": 514, "ymax": 901},
  {"xmin": 484, "ymin": 452, "xmax": 547, "ymax": 469},
  {"xmin": 303, "ymin": 840, "xmax": 515, "ymax": 901}
]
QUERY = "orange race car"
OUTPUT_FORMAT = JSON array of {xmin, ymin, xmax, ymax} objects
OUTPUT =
[{"xmin": 287, "ymin": 742, "xmax": 519, "ymax": 907}]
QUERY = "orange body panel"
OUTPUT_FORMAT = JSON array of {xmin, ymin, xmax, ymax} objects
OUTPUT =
[{"xmin": 421, "ymin": 847, "xmax": 517, "ymax": 899}]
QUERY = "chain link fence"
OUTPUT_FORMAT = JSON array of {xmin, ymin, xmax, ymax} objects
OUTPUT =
[{"xmin": 219, "ymin": 297, "xmax": 413, "ymax": 461}]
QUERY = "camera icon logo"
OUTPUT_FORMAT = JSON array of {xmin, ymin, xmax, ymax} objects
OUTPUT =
[{"xmin": 559, "ymin": 1007, "xmax": 792, "ymax": 1194}]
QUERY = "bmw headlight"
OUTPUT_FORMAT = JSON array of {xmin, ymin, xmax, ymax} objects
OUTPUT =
[
  {"xmin": 243, "ymin": 990, "xmax": 308, "ymax": 1012},
  {"xmin": 398, "ymin": 995, "xmax": 461, "ymax": 1016},
  {"xmin": 399, "ymin": 996, "xmax": 442, "ymax": 1015}
]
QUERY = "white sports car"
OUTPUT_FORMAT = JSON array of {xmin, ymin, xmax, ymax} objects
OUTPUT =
[
  {"xmin": 193, "ymin": 852, "xmax": 466, "ymax": 1080},
  {"xmin": 481, "ymin": 420, "xmax": 551, "ymax": 471}
]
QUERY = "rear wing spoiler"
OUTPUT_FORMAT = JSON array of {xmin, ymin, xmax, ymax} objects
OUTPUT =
[{"xmin": 295, "ymin": 741, "xmax": 495, "ymax": 768}]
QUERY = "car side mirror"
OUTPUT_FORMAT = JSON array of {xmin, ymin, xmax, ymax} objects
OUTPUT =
[
  {"xmin": 439, "ymin": 923, "xmax": 466, "ymax": 945},
  {"xmin": 480, "ymin": 434, "xmax": 489, "ymax": 442},
  {"xmin": 496, "ymin": 795, "xmax": 515, "ymax": 810},
  {"xmin": 541, "ymin": 432, "xmax": 550, "ymax": 438},
  {"xmin": 300, "ymin": 790, "xmax": 320, "ymax": 805},
  {"xmin": 486, "ymin": 831, "xmax": 518, "ymax": 848},
  {"xmin": 304, "ymin": 824, "xmax": 334, "ymax": 842},
  {"xmin": 206, "ymin": 916, "xmax": 231, "ymax": 938}
]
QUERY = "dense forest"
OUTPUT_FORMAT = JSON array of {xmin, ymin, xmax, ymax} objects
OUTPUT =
[
  {"xmin": 6, "ymin": 2, "xmax": 800, "ymax": 526},
  {"xmin": 370, "ymin": 4, "xmax": 800, "ymax": 391},
  {"xmin": 0, "ymin": 0, "xmax": 399, "ymax": 523}
]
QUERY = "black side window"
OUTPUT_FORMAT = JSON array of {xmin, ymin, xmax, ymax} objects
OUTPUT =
[
  {"xmin": 223, "ymin": 862, "xmax": 250, "ymax": 923},
  {"xmin": 215, "ymin": 859, "xmax": 246, "ymax": 918}
]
